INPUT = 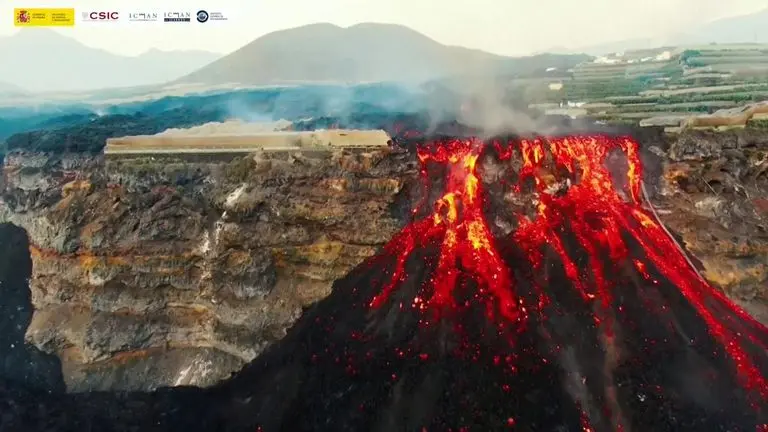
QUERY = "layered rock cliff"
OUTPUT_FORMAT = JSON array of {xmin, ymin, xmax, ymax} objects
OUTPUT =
[
  {"xmin": 650, "ymin": 128, "xmax": 768, "ymax": 323},
  {"xmin": 2, "ymin": 128, "xmax": 768, "ymax": 394},
  {"xmin": 0, "ymin": 148, "xmax": 416, "ymax": 392}
]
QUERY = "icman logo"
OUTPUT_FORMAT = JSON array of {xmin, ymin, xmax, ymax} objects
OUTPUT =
[{"xmin": 83, "ymin": 11, "xmax": 119, "ymax": 20}]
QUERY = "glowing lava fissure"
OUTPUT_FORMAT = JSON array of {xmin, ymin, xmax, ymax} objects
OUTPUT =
[
  {"xmin": 368, "ymin": 134, "xmax": 768, "ymax": 421},
  {"xmin": 369, "ymin": 138, "xmax": 518, "ymax": 325}
]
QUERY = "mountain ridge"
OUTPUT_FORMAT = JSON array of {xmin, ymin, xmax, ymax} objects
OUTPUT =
[
  {"xmin": 0, "ymin": 81, "xmax": 24, "ymax": 95},
  {"xmin": 177, "ymin": 22, "xmax": 587, "ymax": 86},
  {"xmin": 0, "ymin": 29, "xmax": 221, "ymax": 92},
  {"xmin": 571, "ymin": 7, "xmax": 768, "ymax": 54}
]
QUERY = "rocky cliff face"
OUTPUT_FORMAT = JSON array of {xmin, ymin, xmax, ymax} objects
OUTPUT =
[
  {"xmin": 650, "ymin": 129, "xmax": 768, "ymax": 324},
  {"xmin": 0, "ymin": 149, "xmax": 416, "ymax": 392},
  {"xmin": 2, "ymin": 128, "xmax": 768, "ymax": 394}
]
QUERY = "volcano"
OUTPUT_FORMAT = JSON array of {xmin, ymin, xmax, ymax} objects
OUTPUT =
[
  {"xmin": 2, "ymin": 133, "xmax": 767, "ymax": 432},
  {"xmin": 191, "ymin": 134, "xmax": 768, "ymax": 432}
]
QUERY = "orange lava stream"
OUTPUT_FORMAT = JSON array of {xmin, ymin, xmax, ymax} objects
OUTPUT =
[
  {"xmin": 513, "ymin": 135, "xmax": 768, "ymax": 404},
  {"xmin": 369, "ymin": 138, "xmax": 518, "ymax": 323},
  {"xmin": 370, "ymin": 134, "xmax": 768, "ymax": 416}
]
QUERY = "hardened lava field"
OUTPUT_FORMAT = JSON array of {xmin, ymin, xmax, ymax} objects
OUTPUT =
[{"xmin": 214, "ymin": 135, "xmax": 768, "ymax": 432}]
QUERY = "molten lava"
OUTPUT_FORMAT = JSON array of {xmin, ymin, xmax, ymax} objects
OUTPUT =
[
  {"xmin": 370, "ymin": 138, "xmax": 518, "ymax": 324},
  {"xmin": 512, "ymin": 136, "xmax": 768, "ymax": 402},
  {"xmin": 200, "ymin": 133, "xmax": 768, "ymax": 432},
  {"xmin": 366, "ymin": 134, "xmax": 768, "ymax": 430}
]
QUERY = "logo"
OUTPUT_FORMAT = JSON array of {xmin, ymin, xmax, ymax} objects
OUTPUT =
[
  {"xmin": 195, "ymin": 10, "xmax": 228, "ymax": 22},
  {"xmin": 163, "ymin": 12, "xmax": 191, "ymax": 22},
  {"xmin": 16, "ymin": 9, "xmax": 30, "ymax": 23},
  {"xmin": 81, "ymin": 11, "xmax": 119, "ymax": 21},
  {"xmin": 14, "ymin": 8, "xmax": 75, "ymax": 26},
  {"xmin": 206, "ymin": 11, "xmax": 227, "ymax": 22},
  {"xmin": 128, "ymin": 12, "xmax": 158, "ymax": 22}
]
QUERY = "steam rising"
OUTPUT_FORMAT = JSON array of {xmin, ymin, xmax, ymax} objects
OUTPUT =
[
  {"xmin": 201, "ymin": 81, "xmax": 552, "ymax": 137},
  {"xmin": 457, "ymin": 88, "xmax": 549, "ymax": 137},
  {"xmin": 154, "ymin": 80, "xmax": 583, "ymax": 139},
  {"xmin": 156, "ymin": 120, "xmax": 293, "ymax": 137}
]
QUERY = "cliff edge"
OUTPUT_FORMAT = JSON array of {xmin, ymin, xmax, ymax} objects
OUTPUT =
[
  {"xmin": 2, "ymin": 127, "xmax": 768, "ymax": 393},
  {"xmin": 0, "ymin": 147, "xmax": 416, "ymax": 391}
]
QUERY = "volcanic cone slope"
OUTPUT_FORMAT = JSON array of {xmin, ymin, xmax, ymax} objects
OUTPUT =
[{"xmin": 207, "ymin": 135, "xmax": 768, "ymax": 431}]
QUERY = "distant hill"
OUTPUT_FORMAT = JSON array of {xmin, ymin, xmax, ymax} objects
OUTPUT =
[
  {"xmin": 178, "ymin": 23, "xmax": 589, "ymax": 86},
  {"xmin": 574, "ymin": 8, "xmax": 768, "ymax": 55},
  {"xmin": 0, "ymin": 81, "xmax": 24, "ymax": 95},
  {"xmin": 0, "ymin": 30, "xmax": 221, "ymax": 93},
  {"xmin": 680, "ymin": 8, "xmax": 768, "ymax": 45}
]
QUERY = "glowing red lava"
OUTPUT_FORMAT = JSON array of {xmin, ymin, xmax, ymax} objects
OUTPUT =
[
  {"xmin": 511, "ymin": 136, "xmax": 768, "ymax": 403},
  {"xmin": 369, "ymin": 138, "xmax": 518, "ymax": 323},
  {"xmin": 369, "ymin": 134, "xmax": 768, "ymax": 422}
]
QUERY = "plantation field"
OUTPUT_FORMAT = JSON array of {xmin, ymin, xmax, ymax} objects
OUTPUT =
[{"xmin": 525, "ymin": 43, "xmax": 768, "ymax": 130}]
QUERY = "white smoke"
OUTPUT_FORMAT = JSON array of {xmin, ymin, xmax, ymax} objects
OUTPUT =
[
  {"xmin": 169, "ymin": 80, "xmax": 559, "ymax": 138},
  {"xmin": 453, "ymin": 79, "xmax": 557, "ymax": 137},
  {"xmin": 225, "ymin": 97, "xmax": 278, "ymax": 123},
  {"xmin": 155, "ymin": 119, "xmax": 293, "ymax": 137}
]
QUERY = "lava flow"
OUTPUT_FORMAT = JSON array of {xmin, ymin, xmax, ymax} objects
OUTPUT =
[
  {"xmin": 513, "ymin": 136, "xmax": 768, "ymax": 392},
  {"xmin": 217, "ymin": 134, "xmax": 768, "ymax": 432},
  {"xmin": 369, "ymin": 138, "xmax": 518, "ymax": 325},
  {"xmin": 361, "ymin": 134, "xmax": 768, "ymax": 430}
]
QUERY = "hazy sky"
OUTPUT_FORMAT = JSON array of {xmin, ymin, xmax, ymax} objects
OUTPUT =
[{"xmin": 1, "ymin": 0, "xmax": 766, "ymax": 56}]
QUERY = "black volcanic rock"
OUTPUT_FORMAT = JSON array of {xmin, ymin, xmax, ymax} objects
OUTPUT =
[
  {"xmin": 4, "ymin": 110, "xmax": 227, "ymax": 154},
  {"xmin": 0, "ymin": 224, "xmax": 64, "ymax": 392}
]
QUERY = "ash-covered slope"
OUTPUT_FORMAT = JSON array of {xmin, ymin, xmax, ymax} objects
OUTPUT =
[{"xmin": 0, "ymin": 224, "xmax": 64, "ymax": 392}]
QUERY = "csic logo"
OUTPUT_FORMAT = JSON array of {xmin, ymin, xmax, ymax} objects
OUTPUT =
[
  {"xmin": 196, "ymin": 10, "xmax": 208, "ymax": 23},
  {"xmin": 81, "ymin": 11, "xmax": 119, "ymax": 21}
]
